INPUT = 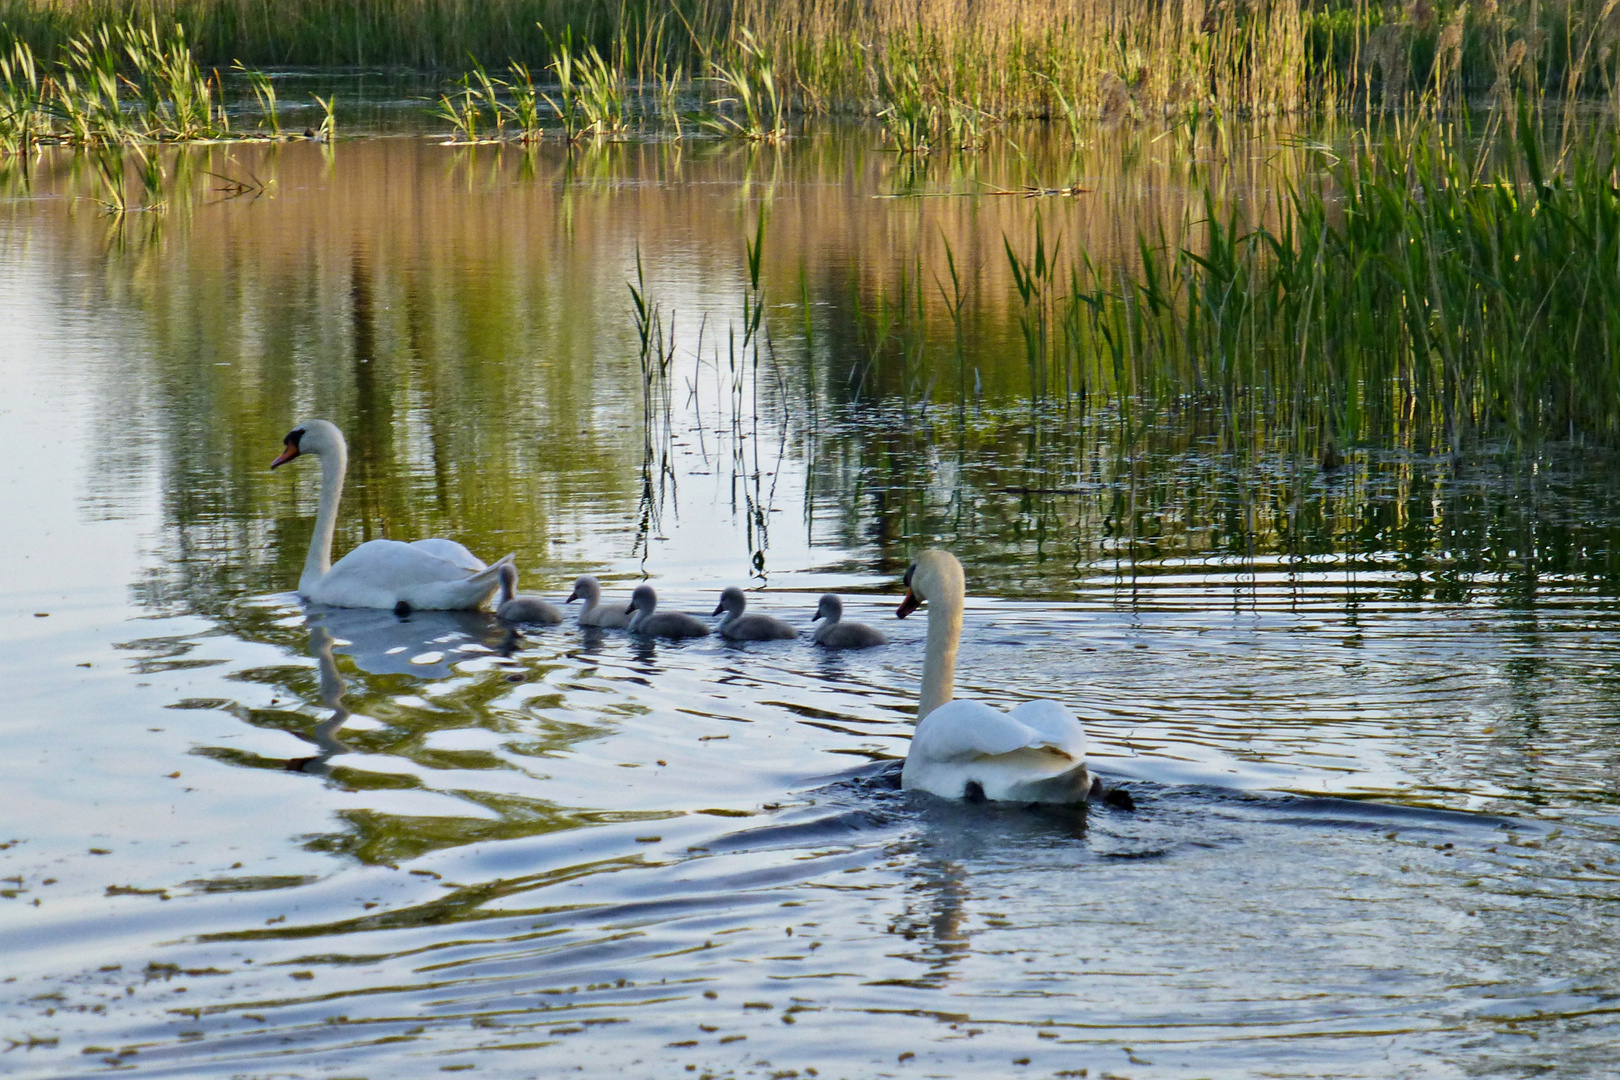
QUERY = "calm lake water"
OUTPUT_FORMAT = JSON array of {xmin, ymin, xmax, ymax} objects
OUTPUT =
[{"xmin": 4, "ymin": 108, "xmax": 1620, "ymax": 1079}]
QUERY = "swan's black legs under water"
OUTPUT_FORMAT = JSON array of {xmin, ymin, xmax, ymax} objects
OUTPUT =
[
  {"xmin": 1092, "ymin": 780, "xmax": 1137, "ymax": 811},
  {"xmin": 956, "ymin": 773, "xmax": 1133, "ymax": 810}
]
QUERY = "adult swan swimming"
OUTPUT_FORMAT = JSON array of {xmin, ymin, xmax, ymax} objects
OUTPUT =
[
  {"xmin": 271, "ymin": 419, "xmax": 511, "ymax": 610},
  {"xmin": 895, "ymin": 549, "xmax": 1096, "ymax": 804}
]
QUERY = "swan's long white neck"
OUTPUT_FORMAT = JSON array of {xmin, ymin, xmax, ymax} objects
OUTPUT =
[
  {"xmin": 918, "ymin": 588, "xmax": 962, "ymax": 721},
  {"xmin": 301, "ymin": 441, "xmax": 348, "ymax": 593}
]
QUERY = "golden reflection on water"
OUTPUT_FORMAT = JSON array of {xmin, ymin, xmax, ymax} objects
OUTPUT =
[{"xmin": 7, "ymin": 126, "xmax": 1615, "ymax": 620}]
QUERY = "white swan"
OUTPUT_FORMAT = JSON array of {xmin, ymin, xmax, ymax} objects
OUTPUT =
[
  {"xmin": 896, "ymin": 549, "xmax": 1095, "ymax": 803},
  {"xmin": 566, "ymin": 575, "xmax": 632, "ymax": 628},
  {"xmin": 271, "ymin": 419, "xmax": 511, "ymax": 611},
  {"xmin": 713, "ymin": 586, "xmax": 797, "ymax": 641},
  {"xmin": 810, "ymin": 594, "xmax": 888, "ymax": 649}
]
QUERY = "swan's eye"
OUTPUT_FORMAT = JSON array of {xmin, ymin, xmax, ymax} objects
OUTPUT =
[{"xmin": 283, "ymin": 428, "xmax": 305, "ymax": 448}]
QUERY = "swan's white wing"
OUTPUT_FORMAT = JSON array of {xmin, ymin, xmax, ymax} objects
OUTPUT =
[
  {"xmin": 909, "ymin": 699, "xmax": 1048, "ymax": 762},
  {"xmin": 409, "ymin": 538, "xmax": 486, "ymax": 572},
  {"xmin": 904, "ymin": 698, "xmax": 1090, "ymax": 803},
  {"xmin": 309, "ymin": 540, "xmax": 494, "ymax": 608},
  {"xmin": 1006, "ymin": 699, "xmax": 1087, "ymax": 758}
]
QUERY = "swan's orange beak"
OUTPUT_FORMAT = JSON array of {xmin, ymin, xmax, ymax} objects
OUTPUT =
[
  {"xmin": 896, "ymin": 590, "xmax": 922, "ymax": 618},
  {"xmin": 270, "ymin": 443, "xmax": 300, "ymax": 470}
]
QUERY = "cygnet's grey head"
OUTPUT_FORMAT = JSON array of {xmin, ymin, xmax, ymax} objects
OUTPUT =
[
  {"xmin": 627, "ymin": 584, "xmax": 658, "ymax": 614},
  {"xmin": 812, "ymin": 593, "xmax": 842, "ymax": 622},
  {"xmin": 498, "ymin": 563, "xmax": 519, "ymax": 603},
  {"xmin": 567, "ymin": 575, "xmax": 599, "ymax": 604},
  {"xmin": 713, "ymin": 586, "xmax": 747, "ymax": 617}
]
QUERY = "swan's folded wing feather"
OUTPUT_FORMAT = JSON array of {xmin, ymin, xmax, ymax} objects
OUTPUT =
[
  {"xmin": 1006, "ymin": 699, "xmax": 1087, "ymax": 758},
  {"xmin": 409, "ymin": 538, "xmax": 486, "ymax": 572},
  {"xmin": 911, "ymin": 700, "xmax": 1055, "ymax": 763},
  {"xmin": 324, "ymin": 539, "xmax": 484, "ymax": 590}
]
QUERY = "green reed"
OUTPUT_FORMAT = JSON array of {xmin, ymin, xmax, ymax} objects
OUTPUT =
[
  {"xmin": 87, "ymin": 139, "xmax": 165, "ymax": 213},
  {"xmin": 877, "ymin": 57, "xmax": 934, "ymax": 154},
  {"xmin": 540, "ymin": 31, "xmax": 625, "ymax": 141},
  {"xmin": 0, "ymin": 19, "xmax": 242, "ymax": 151},
  {"xmin": 0, "ymin": 39, "xmax": 42, "ymax": 154},
  {"xmin": 503, "ymin": 61, "xmax": 544, "ymax": 141},
  {"xmin": 1036, "ymin": 116, "xmax": 1620, "ymax": 454},
  {"xmin": 436, "ymin": 61, "xmax": 501, "ymax": 141},
  {"xmin": 231, "ymin": 58, "xmax": 278, "ymax": 136},
  {"xmin": 11, "ymin": 0, "xmax": 1620, "ymax": 146},
  {"xmin": 12, "ymin": 0, "xmax": 1620, "ymax": 127},
  {"xmin": 698, "ymin": 27, "xmax": 785, "ymax": 142}
]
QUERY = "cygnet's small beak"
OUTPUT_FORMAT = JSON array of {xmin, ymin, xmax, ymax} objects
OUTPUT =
[
  {"xmin": 896, "ymin": 590, "xmax": 922, "ymax": 618},
  {"xmin": 565, "ymin": 588, "xmax": 580, "ymax": 604},
  {"xmin": 625, "ymin": 601, "xmax": 638, "ymax": 614},
  {"xmin": 711, "ymin": 601, "xmax": 726, "ymax": 617},
  {"xmin": 270, "ymin": 443, "xmax": 300, "ymax": 470},
  {"xmin": 811, "ymin": 610, "xmax": 824, "ymax": 622}
]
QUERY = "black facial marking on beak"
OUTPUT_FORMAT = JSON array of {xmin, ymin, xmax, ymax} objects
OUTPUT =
[{"xmin": 271, "ymin": 427, "xmax": 306, "ymax": 470}]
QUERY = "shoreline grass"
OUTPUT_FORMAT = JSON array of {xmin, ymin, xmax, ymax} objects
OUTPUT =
[
  {"xmin": 981, "ymin": 112, "xmax": 1620, "ymax": 456},
  {"xmin": 3, "ymin": 0, "xmax": 1618, "ymax": 121},
  {"xmin": 6, "ymin": 1, "xmax": 1620, "ymax": 156}
]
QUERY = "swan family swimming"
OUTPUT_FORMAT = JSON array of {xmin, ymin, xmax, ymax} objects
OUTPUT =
[{"xmin": 274, "ymin": 420, "xmax": 1108, "ymax": 806}]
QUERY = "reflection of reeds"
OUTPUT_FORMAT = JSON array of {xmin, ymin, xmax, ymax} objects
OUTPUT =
[
  {"xmin": 630, "ymin": 250, "xmax": 677, "ymax": 554},
  {"xmin": 87, "ymin": 141, "xmax": 167, "ymax": 213}
]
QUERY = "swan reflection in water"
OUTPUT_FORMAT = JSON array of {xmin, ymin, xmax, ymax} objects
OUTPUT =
[
  {"xmin": 285, "ymin": 607, "xmax": 512, "ymax": 775},
  {"xmin": 286, "ymin": 625, "xmax": 352, "ymax": 777},
  {"xmin": 306, "ymin": 604, "xmax": 505, "ymax": 678}
]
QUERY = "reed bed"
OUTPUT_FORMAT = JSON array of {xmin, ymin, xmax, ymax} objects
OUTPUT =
[
  {"xmin": 6, "ymin": 0, "xmax": 1620, "ymax": 148},
  {"xmin": 0, "ymin": 19, "xmax": 232, "ymax": 153},
  {"xmin": 981, "ymin": 117, "xmax": 1620, "ymax": 455}
]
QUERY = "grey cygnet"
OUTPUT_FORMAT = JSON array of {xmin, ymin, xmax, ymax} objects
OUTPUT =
[
  {"xmin": 626, "ymin": 585, "xmax": 710, "ymax": 638},
  {"xmin": 810, "ymin": 593, "xmax": 888, "ymax": 649},
  {"xmin": 567, "ymin": 575, "xmax": 632, "ymax": 628},
  {"xmin": 496, "ymin": 564, "xmax": 563, "ymax": 624},
  {"xmin": 713, "ymin": 586, "xmax": 797, "ymax": 641}
]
